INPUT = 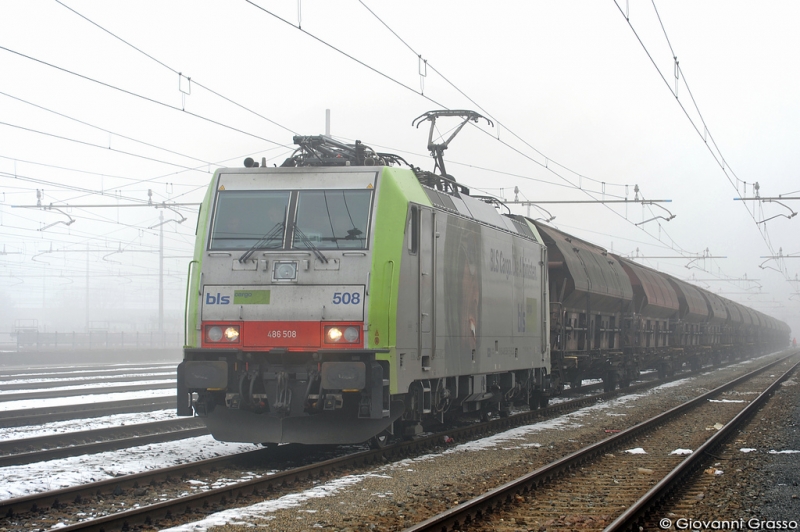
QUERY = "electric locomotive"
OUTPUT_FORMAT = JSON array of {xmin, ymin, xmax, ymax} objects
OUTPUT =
[{"xmin": 178, "ymin": 111, "xmax": 552, "ymax": 446}]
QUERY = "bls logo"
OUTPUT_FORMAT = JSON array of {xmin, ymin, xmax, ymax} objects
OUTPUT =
[{"xmin": 205, "ymin": 293, "xmax": 230, "ymax": 305}]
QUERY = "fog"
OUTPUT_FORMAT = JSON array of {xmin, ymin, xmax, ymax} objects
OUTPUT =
[{"xmin": 1, "ymin": 1, "xmax": 798, "ymax": 346}]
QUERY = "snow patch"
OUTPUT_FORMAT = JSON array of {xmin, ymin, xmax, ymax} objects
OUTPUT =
[
  {"xmin": 0, "ymin": 435, "xmax": 257, "ymax": 501},
  {"xmin": 0, "ymin": 410, "xmax": 177, "ymax": 441},
  {"xmin": 625, "ymin": 448, "xmax": 647, "ymax": 454},
  {"xmin": 0, "ymin": 388, "xmax": 174, "ymax": 412},
  {"xmin": 670, "ymin": 449, "xmax": 692, "ymax": 455},
  {"xmin": 162, "ymin": 474, "xmax": 390, "ymax": 531},
  {"xmin": 0, "ymin": 379, "xmax": 175, "ymax": 396}
]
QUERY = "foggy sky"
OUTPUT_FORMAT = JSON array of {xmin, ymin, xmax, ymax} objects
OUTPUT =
[{"xmin": 1, "ymin": 0, "xmax": 798, "ymax": 336}]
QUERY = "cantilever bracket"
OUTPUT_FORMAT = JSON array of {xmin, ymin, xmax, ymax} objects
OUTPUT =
[
  {"xmin": 758, "ymin": 247, "xmax": 794, "ymax": 270},
  {"xmin": 530, "ymin": 204, "xmax": 556, "ymax": 223},
  {"xmin": 757, "ymin": 200, "xmax": 797, "ymax": 224},
  {"xmin": 646, "ymin": 201, "xmax": 676, "ymax": 219},
  {"xmin": 635, "ymin": 201, "xmax": 676, "ymax": 226},
  {"xmin": 103, "ymin": 244, "xmax": 124, "ymax": 264},
  {"xmin": 636, "ymin": 214, "xmax": 676, "ymax": 226},
  {"xmin": 31, "ymin": 243, "xmax": 53, "ymax": 265},
  {"xmin": 38, "ymin": 205, "xmax": 75, "ymax": 232},
  {"xmin": 151, "ymin": 203, "xmax": 187, "ymax": 228},
  {"xmin": 148, "ymin": 203, "xmax": 186, "ymax": 229}
]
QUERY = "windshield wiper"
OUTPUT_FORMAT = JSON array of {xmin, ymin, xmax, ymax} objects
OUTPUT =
[
  {"xmin": 343, "ymin": 228, "xmax": 363, "ymax": 240},
  {"xmin": 293, "ymin": 227, "xmax": 328, "ymax": 263},
  {"xmin": 238, "ymin": 222, "xmax": 284, "ymax": 263}
]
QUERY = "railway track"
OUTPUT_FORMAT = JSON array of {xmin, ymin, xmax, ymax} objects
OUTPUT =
[
  {"xmin": 0, "ymin": 382, "xmax": 175, "ymax": 403},
  {"xmin": 402, "ymin": 356, "xmax": 798, "ymax": 531},
  {"xmin": 0, "ymin": 355, "xmax": 775, "ymax": 532},
  {"xmin": 0, "ymin": 364, "xmax": 176, "ymax": 381},
  {"xmin": 0, "ymin": 372, "xmax": 175, "ymax": 391},
  {"xmin": 0, "ymin": 368, "xmax": 605, "ymax": 469},
  {"xmin": 0, "ymin": 363, "xmax": 177, "ymax": 429},
  {"xmin": 0, "ymin": 418, "xmax": 208, "ymax": 467},
  {"xmin": 0, "ymin": 396, "xmax": 175, "ymax": 428}
]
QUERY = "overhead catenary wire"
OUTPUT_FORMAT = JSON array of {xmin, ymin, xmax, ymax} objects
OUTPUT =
[
  {"xmin": 0, "ymin": 45, "xmax": 291, "ymax": 150},
  {"xmin": 54, "ymin": 0, "xmax": 299, "ymax": 139},
  {"xmin": 335, "ymin": 135, "xmax": 634, "ymax": 200},
  {"xmin": 610, "ymin": 0, "xmax": 788, "ymax": 281},
  {"xmin": 0, "ymin": 121, "xmax": 207, "ymax": 173},
  {"xmin": 2, "ymin": 3, "xmax": 794, "ymax": 327},
  {"xmin": 345, "ymin": 2, "xmax": 699, "ymax": 255},
  {"xmin": 357, "ymin": 0, "xmax": 633, "ymax": 193},
  {"xmin": 0, "ymin": 90, "xmax": 213, "ymax": 168},
  {"xmin": 349, "ymin": 0, "xmax": 779, "ymax": 288},
  {"xmin": 245, "ymin": 2, "xmax": 696, "ymax": 257}
]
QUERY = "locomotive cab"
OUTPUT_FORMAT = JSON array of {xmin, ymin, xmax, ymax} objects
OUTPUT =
[{"xmin": 179, "ymin": 166, "xmax": 400, "ymax": 444}]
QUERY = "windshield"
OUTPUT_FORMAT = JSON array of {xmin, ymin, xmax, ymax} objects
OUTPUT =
[
  {"xmin": 209, "ymin": 190, "xmax": 290, "ymax": 250},
  {"xmin": 292, "ymin": 190, "xmax": 372, "ymax": 250}
]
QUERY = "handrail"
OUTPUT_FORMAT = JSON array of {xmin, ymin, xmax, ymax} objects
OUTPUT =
[{"xmin": 183, "ymin": 260, "xmax": 199, "ymax": 347}]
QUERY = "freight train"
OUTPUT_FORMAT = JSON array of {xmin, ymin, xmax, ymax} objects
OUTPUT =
[{"xmin": 177, "ymin": 111, "xmax": 790, "ymax": 448}]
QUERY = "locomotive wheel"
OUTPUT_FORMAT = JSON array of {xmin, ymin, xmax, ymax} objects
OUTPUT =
[
  {"xmin": 529, "ymin": 392, "xmax": 548, "ymax": 410},
  {"xmin": 603, "ymin": 372, "xmax": 618, "ymax": 392},
  {"xmin": 539, "ymin": 395, "xmax": 549, "ymax": 408},
  {"xmin": 369, "ymin": 430, "xmax": 392, "ymax": 449}
]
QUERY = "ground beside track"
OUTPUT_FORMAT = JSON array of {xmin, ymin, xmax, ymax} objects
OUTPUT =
[
  {"xmin": 0, "ymin": 359, "xmax": 259, "ymax": 501},
  {"xmin": 0, "ymin": 348, "xmax": 182, "ymax": 369},
  {"xmin": 177, "ymin": 351, "xmax": 798, "ymax": 532},
  {"xmin": 661, "ymin": 368, "xmax": 800, "ymax": 525}
]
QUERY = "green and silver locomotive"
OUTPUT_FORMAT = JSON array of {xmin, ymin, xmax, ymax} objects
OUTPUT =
[{"xmin": 178, "ymin": 116, "xmax": 552, "ymax": 447}]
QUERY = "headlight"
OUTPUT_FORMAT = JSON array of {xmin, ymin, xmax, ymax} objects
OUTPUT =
[
  {"xmin": 324, "ymin": 325, "xmax": 360, "ymax": 344},
  {"xmin": 327, "ymin": 327, "xmax": 343, "ymax": 342},
  {"xmin": 344, "ymin": 326, "xmax": 359, "ymax": 343},
  {"xmin": 206, "ymin": 325, "xmax": 240, "ymax": 343},
  {"xmin": 207, "ymin": 326, "xmax": 223, "ymax": 342}
]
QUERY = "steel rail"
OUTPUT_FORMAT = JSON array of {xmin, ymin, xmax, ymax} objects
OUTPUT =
[
  {"xmin": 0, "ymin": 447, "xmax": 275, "ymax": 520},
  {"xmin": 0, "ymin": 418, "xmax": 207, "ymax": 467},
  {"xmin": 0, "ymin": 397, "xmax": 175, "ymax": 428},
  {"xmin": 0, "ymin": 382, "xmax": 174, "ymax": 402},
  {"xmin": 0, "ymin": 372, "xmax": 175, "ymax": 390},
  {"xmin": 0, "ymin": 367, "xmax": 175, "ymax": 382},
  {"xmin": 402, "ymin": 355, "xmax": 791, "ymax": 532},
  {"xmin": 604, "ymin": 358, "xmax": 800, "ymax": 531}
]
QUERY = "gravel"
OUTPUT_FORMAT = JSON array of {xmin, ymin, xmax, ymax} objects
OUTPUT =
[{"xmin": 663, "ymin": 370, "xmax": 800, "ymax": 525}]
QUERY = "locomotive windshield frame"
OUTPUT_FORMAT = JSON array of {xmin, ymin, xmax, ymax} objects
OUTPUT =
[
  {"xmin": 208, "ymin": 187, "xmax": 375, "ymax": 252},
  {"xmin": 209, "ymin": 190, "xmax": 290, "ymax": 250}
]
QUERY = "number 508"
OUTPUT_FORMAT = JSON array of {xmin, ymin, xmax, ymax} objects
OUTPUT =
[{"xmin": 332, "ymin": 292, "xmax": 360, "ymax": 305}]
